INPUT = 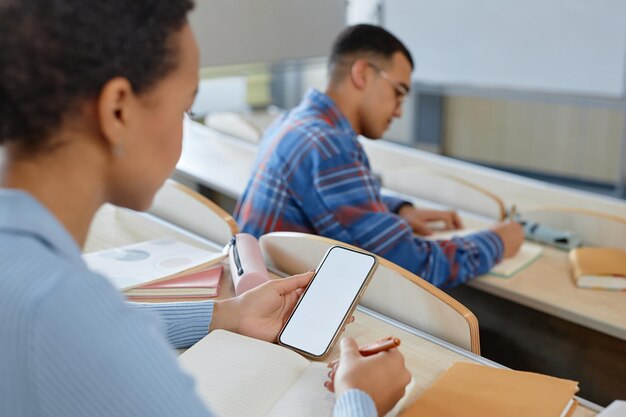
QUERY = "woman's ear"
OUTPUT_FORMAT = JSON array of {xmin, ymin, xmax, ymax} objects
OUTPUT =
[
  {"xmin": 96, "ymin": 77, "xmax": 134, "ymax": 151},
  {"xmin": 350, "ymin": 59, "xmax": 370, "ymax": 91}
]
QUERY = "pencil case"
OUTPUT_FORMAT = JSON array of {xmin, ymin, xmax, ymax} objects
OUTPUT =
[
  {"xmin": 516, "ymin": 217, "xmax": 582, "ymax": 250},
  {"xmin": 228, "ymin": 233, "xmax": 270, "ymax": 295}
]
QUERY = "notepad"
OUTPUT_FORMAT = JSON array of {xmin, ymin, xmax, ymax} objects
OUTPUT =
[
  {"xmin": 179, "ymin": 330, "xmax": 413, "ymax": 417},
  {"xmin": 489, "ymin": 242, "xmax": 544, "ymax": 277},
  {"xmin": 83, "ymin": 238, "xmax": 225, "ymax": 290},
  {"xmin": 426, "ymin": 229, "xmax": 543, "ymax": 277},
  {"xmin": 124, "ymin": 265, "xmax": 223, "ymax": 299},
  {"xmin": 569, "ymin": 247, "xmax": 626, "ymax": 290},
  {"xmin": 400, "ymin": 362, "xmax": 579, "ymax": 417}
]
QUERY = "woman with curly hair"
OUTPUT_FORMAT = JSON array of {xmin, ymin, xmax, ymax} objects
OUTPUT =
[{"xmin": 0, "ymin": 1, "xmax": 410, "ymax": 416}]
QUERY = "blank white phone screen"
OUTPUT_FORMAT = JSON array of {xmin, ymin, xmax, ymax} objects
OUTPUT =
[{"xmin": 280, "ymin": 247, "xmax": 376, "ymax": 357}]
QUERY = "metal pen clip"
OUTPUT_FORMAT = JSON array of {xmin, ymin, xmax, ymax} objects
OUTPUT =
[{"xmin": 227, "ymin": 235, "xmax": 244, "ymax": 276}]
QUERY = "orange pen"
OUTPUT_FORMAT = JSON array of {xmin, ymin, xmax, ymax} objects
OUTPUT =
[
  {"xmin": 328, "ymin": 336, "xmax": 401, "ymax": 369},
  {"xmin": 359, "ymin": 336, "xmax": 401, "ymax": 356}
]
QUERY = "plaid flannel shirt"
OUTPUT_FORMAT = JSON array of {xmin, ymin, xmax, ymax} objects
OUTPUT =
[{"xmin": 235, "ymin": 89, "xmax": 503, "ymax": 288}]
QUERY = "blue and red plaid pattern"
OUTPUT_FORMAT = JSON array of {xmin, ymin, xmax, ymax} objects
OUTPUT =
[{"xmin": 235, "ymin": 89, "xmax": 503, "ymax": 288}]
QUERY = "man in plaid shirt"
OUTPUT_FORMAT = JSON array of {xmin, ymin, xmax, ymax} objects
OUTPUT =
[{"xmin": 235, "ymin": 25, "xmax": 524, "ymax": 288}]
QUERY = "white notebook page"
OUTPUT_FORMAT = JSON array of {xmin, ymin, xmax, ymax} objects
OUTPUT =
[
  {"xmin": 180, "ymin": 330, "xmax": 416, "ymax": 417},
  {"xmin": 179, "ymin": 330, "xmax": 310, "ymax": 417}
]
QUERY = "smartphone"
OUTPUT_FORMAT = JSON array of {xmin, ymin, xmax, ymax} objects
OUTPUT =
[{"xmin": 277, "ymin": 245, "xmax": 378, "ymax": 359}]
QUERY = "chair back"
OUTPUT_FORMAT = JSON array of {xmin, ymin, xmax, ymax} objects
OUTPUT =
[
  {"xmin": 384, "ymin": 167, "xmax": 506, "ymax": 221},
  {"xmin": 149, "ymin": 179, "xmax": 238, "ymax": 246},
  {"xmin": 204, "ymin": 111, "xmax": 263, "ymax": 144},
  {"xmin": 259, "ymin": 232, "xmax": 481, "ymax": 354}
]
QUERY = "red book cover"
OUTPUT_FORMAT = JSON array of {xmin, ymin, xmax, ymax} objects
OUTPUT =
[{"xmin": 125, "ymin": 265, "xmax": 223, "ymax": 298}]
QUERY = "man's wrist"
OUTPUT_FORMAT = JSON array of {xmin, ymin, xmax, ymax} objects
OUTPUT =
[
  {"xmin": 395, "ymin": 202, "xmax": 414, "ymax": 215},
  {"xmin": 393, "ymin": 201, "xmax": 414, "ymax": 215}
]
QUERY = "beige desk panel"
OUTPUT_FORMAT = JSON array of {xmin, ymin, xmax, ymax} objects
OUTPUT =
[{"xmin": 85, "ymin": 200, "xmax": 598, "ymax": 415}]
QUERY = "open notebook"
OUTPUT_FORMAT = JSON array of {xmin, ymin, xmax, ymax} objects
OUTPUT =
[
  {"xmin": 426, "ymin": 229, "xmax": 543, "ymax": 277},
  {"xmin": 179, "ymin": 330, "xmax": 413, "ymax": 417}
]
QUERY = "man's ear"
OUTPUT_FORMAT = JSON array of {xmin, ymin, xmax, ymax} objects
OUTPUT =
[
  {"xmin": 96, "ymin": 77, "xmax": 134, "ymax": 150},
  {"xmin": 350, "ymin": 59, "xmax": 371, "ymax": 91}
]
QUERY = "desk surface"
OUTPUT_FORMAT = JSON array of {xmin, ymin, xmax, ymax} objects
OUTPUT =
[
  {"xmin": 392, "ymin": 191, "xmax": 626, "ymax": 342},
  {"xmin": 175, "ymin": 120, "xmax": 626, "ymax": 342},
  {"xmin": 85, "ymin": 203, "xmax": 599, "ymax": 416},
  {"xmin": 470, "ymin": 245, "xmax": 626, "ymax": 341}
]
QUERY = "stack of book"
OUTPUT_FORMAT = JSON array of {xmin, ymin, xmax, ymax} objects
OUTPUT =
[
  {"xmin": 83, "ymin": 238, "xmax": 225, "ymax": 299},
  {"xmin": 569, "ymin": 247, "xmax": 626, "ymax": 290},
  {"xmin": 125, "ymin": 265, "xmax": 223, "ymax": 300}
]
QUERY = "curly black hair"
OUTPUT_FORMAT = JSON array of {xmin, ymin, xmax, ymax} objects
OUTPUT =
[{"xmin": 0, "ymin": 0, "xmax": 194, "ymax": 150}]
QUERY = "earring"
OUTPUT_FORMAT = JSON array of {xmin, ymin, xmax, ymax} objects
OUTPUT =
[{"xmin": 112, "ymin": 143, "xmax": 125, "ymax": 158}]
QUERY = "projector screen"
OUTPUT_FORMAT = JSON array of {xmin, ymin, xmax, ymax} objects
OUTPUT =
[
  {"xmin": 384, "ymin": 0, "xmax": 626, "ymax": 98},
  {"xmin": 189, "ymin": 0, "xmax": 346, "ymax": 68}
]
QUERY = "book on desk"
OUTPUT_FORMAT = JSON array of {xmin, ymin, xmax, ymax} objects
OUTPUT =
[
  {"xmin": 83, "ymin": 238, "xmax": 225, "ymax": 291},
  {"xmin": 569, "ymin": 247, "xmax": 626, "ymax": 291},
  {"xmin": 400, "ymin": 362, "xmax": 579, "ymax": 417},
  {"xmin": 125, "ymin": 265, "xmax": 223, "ymax": 299}
]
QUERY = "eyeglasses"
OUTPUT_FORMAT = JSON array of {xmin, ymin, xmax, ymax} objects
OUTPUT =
[{"xmin": 366, "ymin": 62, "xmax": 409, "ymax": 103}]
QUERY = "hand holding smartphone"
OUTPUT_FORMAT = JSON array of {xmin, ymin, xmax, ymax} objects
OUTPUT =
[{"xmin": 277, "ymin": 246, "xmax": 378, "ymax": 359}]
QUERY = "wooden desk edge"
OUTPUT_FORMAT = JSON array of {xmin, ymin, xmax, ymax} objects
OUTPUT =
[{"xmin": 467, "ymin": 279, "xmax": 626, "ymax": 342}]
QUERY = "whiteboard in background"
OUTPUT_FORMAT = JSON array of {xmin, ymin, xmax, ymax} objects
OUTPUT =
[
  {"xmin": 384, "ymin": 0, "xmax": 626, "ymax": 98},
  {"xmin": 189, "ymin": 0, "xmax": 346, "ymax": 68}
]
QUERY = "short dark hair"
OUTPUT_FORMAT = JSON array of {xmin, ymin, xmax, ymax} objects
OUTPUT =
[
  {"xmin": 0, "ymin": 0, "xmax": 194, "ymax": 150},
  {"xmin": 329, "ymin": 24, "xmax": 414, "ymax": 72}
]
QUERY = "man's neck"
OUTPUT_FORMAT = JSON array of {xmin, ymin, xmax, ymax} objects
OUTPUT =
[{"xmin": 325, "ymin": 86, "xmax": 361, "ymax": 136}]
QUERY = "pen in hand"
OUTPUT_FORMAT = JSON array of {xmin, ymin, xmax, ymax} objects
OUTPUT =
[
  {"xmin": 327, "ymin": 336, "xmax": 401, "ymax": 377},
  {"xmin": 508, "ymin": 204, "xmax": 517, "ymax": 222},
  {"xmin": 356, "ymin": 336, "xmax": 400, "ymax": 357}
]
